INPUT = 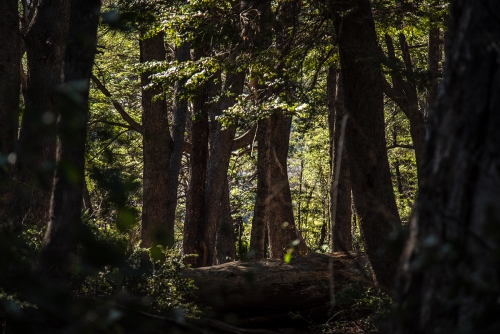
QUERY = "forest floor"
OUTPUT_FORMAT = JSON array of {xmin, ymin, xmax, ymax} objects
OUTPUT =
[{"xmin": 267, "ymin": 323, "xmax": 368, "ymax": 334}]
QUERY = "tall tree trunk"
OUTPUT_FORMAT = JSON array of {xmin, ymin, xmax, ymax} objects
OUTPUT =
[
  {"xmin": 214, "ymin": 178, "xmax": 236, "ymax": 264},
  {"xmin": 0, "ymin": 0, "xmax": 21, "ymax": 158},
  {"xmin": 183, "ymin": 51, "xmax": 210, "ymax": 267},
  {"xmin": 249, "ymin": 0, "xmax": 305, "ymax": 260},
  {"xmin": 250, "ymin": 119, "xmax": 270, "ymax": 260},
  {"xmin": 327, "ymin": 67, "xmax": 352, "ymax": 252},
  {"xmin": 7, "ymin": 0, "xmax": 70, "ymax": 226},
  {"xmin": 247, "ymin": 0, "xmax": 273, "ymax": 260},
  {"xmin": 166, "ymin": 44, "xmax": 189, "ymax": 240},
  {"xmin": 266, "ymin": 113, "xmax": 305, "ymax": 259},
  {"xmin": 205, "ymin": 72, "xmax": 245, "ymax": 265},
  {"xmin": 392, "ymin": 1, "xmax": 500, "ymax": 333},
  {"xmin": 140, "ymin": 32, "xmax": 174, "ymax": 248},
  {"xmin": 33, "ymin": 0, "xmax": 100, "ymax": 285},
  {"xmin": 335, "ymin": 0, "xmax": 401, "ymax": 290}
]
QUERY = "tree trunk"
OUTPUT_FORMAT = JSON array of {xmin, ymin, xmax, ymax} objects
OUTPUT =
[
  {"xmin": 250, "ymin": 119, "xmax": 270, "ymax": 260},
  {"xmin": 206, "ymin": 72, "xmax": 245, "ymax": 265},
  {"xmin": 0, "ymin": 0, "xmax": 21, "ymax": 158},
  {"xmin": 166, "ymin": 44, "xmax": 190, "ymax": 240},
  {"xmin": 392, "ymin": 1, "xmax": 500, "ymax": 333},
  {"xmin": 327, "ymin": 67, "xmax": 352, "ymax": 252},
  {"xmin": 247, "ymin": 0, "xmax": 273, "ymax": 261},
  {"xmin": 140, "ymin": 32, "xmax": 174, "ymax": 248},
  {"xmin": 266, "ymin": 113, "xmax": 306, "ymax": 259},
  {"xmin": 214, "ymin": 178, "xmax": 236, "ymax": 265},
  {"xmin": 426, "ymin": 19, "xmax": 441, "ymax": 118},
  {"xmin": 181, "ymin": 252, "xmax": 373, "ymax": 324},
  {"xmin": 335, "ymin": 0, "xmax": 401, "ymax": 290},
  {"xmin": 33, "ymin": 0, "xmax": 100, "ymax": 285},
  {"xmin": 7, "ymin": 0, "xmax": 70, "ymax": 226},
  {"xmin": 183, "ymin": 52, "xmax": 210, "ymax": 267}
]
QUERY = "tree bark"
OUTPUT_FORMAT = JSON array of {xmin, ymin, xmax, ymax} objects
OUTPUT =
[
  {"xmin": 426, "ymin": 16, "xmax": 441, "ymax": 118},
  {"xmin": 0, "ymin": 0, "xmax": 21, "ymax": 158},
  {"xmin": 140, "ymin": 32, "xmax": 174, "ymax": 248},
  {"xmin": 250, "ymin": 119, "xmax": 271, "ymax": 260},
  {"xmin": 266, "ymin": 113, "xmax": 305, "ymax": 259},
  {"xmin": 181, "ymin": 252, "xmax": 373, "ymax": 324},
  {"xmin": 328, "ymin": 67, "xmax": 352, "ymax": 252},
  {"xmin": 249, "ymin": 0, "xmax": 305, "ymax": 260},
  {"xmin": 183, "ymin": 50, "xmax": 210, "ymax": 267},
  {"xmin": 334, "ymin": 0, "xmax": 401, "ymax": 290},
  {"xmin": 214, "ymin": 178, "xmax": 236, "ymax": 265},
  {"xmin": 166, "ymin": 44, "xmax": 190, "ymax": 241},
  {"xmin": 247, "ymin": 0, "xmax": 273, "ymax": 261},
  {"xmin": 6, "ymin": 0, "xmax": 70, "ymax": 226},
  {"xmin": 34, "ymin": 0, "xmax": 100, "ymax": 285},
  {"xmin": 206, "ymin": 72, "xmax": 245, "ymax": 265},
  {"xmin": 392, "ymin": 1, "xmax": 500, "ymax": 333}
]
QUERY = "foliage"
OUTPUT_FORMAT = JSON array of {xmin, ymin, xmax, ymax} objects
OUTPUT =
[
  {"xmin": 78, "ymin": 244, "xmax": 200, "ymax": 318},
  {"xmin": 0, "ymin": 219, "xmax": 199, "ymax": 332},
  {"xmin": 317, "ymin": 284, "xmax": 393, "ymax": 333}
]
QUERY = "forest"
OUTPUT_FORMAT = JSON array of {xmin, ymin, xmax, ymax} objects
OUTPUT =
[{"xmin": 1, "ymin": 0, "xmax": 500, "ymax": 333}]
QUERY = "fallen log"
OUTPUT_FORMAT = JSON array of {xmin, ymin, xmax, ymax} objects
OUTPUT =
[{"xmin": 181, "ymin": 252, "xmax": 374, "ymax": 326}]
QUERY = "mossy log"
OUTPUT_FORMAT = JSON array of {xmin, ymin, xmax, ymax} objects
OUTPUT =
[{"xmin": 181, "ymin": 252, "xmax": 374, "ymax": 325}]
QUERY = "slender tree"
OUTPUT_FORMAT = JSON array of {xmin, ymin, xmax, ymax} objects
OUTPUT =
[
  {"xmin": 327, "ymin": 67, "xmax": 352, "ymax": 252},
  {"xmin": 392, "ymin": 1, "xmax": 500, "ymax": 333},
  {"xmin": 166, "ymin": 44, "xmax": 189, "ymax": 241},
  {"xmin": 183, "ymin": 48, "xmax": 210, "ymax": 267}
]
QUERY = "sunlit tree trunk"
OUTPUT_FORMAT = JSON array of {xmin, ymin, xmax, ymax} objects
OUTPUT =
[
  {"xmin": 266, "ymin": 113, "xmax": 305, "ymax": 259},
  {"xmin": 392, "ymin": 1, "xmax": 500, "ymax": 333},
  {"xmin": 205, "ymin": 72, "xmax": 245, "ymax": 265},
  {"xmin": 335, "ymin": 0, "xmax": 401, "ymax": 290},
  {"xmin": 140, "ymin": 32, "xmax": 174, "ymax": 248}
]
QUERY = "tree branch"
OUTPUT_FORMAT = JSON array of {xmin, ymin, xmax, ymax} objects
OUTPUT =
[
  {"xmin": 91, "ymin": 74, "xmax": 143, "ymax": 134},
  {"xmin": 231, "ymin": 125, "xmax": 257, "ymax": 150},
  {"xmin": 88, "ymin": 119, "xmax": 134, "ymax": 130}
]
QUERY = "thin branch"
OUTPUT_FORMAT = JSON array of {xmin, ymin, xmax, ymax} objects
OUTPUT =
[
  {"xmin": 91, "ymin": 74, "xmax": 143, "ymax": 134},
  {"xmin": 88, "ymin": 119, "xmax": 134, "ymax": 129},
  {"xmin": 86, "ymin": 130, "xmax": 129, "ymax": 165},
  {"xmin": 231, "ymin": 125, "xmax": 257, "ymax": 150}
]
